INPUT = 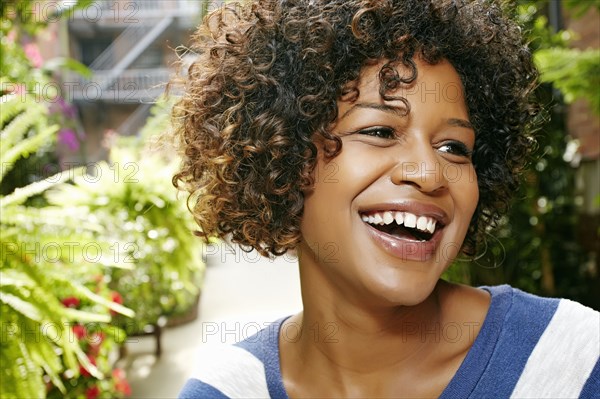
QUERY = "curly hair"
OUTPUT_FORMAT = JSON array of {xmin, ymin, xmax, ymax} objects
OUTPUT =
[{"xmin": 172, "ymin": 0, "xmax": 539, "ymax": 257}]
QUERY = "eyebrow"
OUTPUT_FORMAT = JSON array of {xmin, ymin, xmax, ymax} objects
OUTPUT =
[
  {"xmin": 341, "ymin": 102, "xmax": 407, "ymax": 119},
  {"xmin": 341, "ymin": 103, "xmax": 474, "ymax": 130},
  {"xmin": 446, "ymin": 118, "xmax": 474, "ymax": 130}
]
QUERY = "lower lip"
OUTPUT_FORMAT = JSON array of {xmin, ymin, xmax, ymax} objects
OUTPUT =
[{"xmin": 363, "ymin": 222, "xmax": 443, "ymax": 262}]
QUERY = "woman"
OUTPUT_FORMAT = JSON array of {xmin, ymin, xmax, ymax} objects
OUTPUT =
[{"xmin": 173, "ymin": 0, "xmax": 600, "ymax": 397}]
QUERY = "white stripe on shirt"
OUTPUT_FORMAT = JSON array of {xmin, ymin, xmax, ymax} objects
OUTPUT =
[
  {"xmin": 192, "ymin": 345, "xmax": 270, "ymax": 398},
  {"xmin": 511, "ymin": 299, "xmax": 600, "ymax": 398}
]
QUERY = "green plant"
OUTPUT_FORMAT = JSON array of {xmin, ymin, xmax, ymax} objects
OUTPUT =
[
  {"xmin": 46, "ymin": 127, "xmax": 206, "ymax": 335},
  {"xmin": 1, "ymin": 2, "xmax": 135, "ymax": 397},
  {"xmin": 445, "ymin": 2, "xmax": 599, "ymax": 309},
  {"xmin": 0, "ymin": 91, "xmax": 135, "ymax": 398}
]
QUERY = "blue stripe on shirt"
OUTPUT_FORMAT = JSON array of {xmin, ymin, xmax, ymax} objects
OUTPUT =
[
  {"xmin": 471, "ymin": 287, "xmax": 559, "ymax": 397},
  {"xmin": 579, "ymin": 358, "xmax": 600, "ymax": 399},
  {"xmin": 179, "ymin": 378, "xmax": 230, "ymax": 399}
]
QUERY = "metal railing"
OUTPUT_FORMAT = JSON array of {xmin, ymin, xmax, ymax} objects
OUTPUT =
[
  {"xmin": 66, "ymin": 68, "xmax": 171, "ymax": 103},
  {"xmin": 71, "ymin": 0, "xmax": 202, "ymax": 21},
  {"xmin": 88, "ymin": 13, "xmax": 174, "ymax": 90},
  {"xmin": 117, "ymin": 103, "xmax": 153, "ymax": 135},
  {"xmin": 89, "ymin": 24, "xmax": 153, "ymax": 71}
]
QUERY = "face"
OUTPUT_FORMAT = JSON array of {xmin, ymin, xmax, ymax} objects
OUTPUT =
[{"xmin": 298, "ymin": 58, "xmax": 479, "ymax": 307}]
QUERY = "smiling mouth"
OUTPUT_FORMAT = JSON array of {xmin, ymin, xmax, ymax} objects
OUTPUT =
[{"xmin": 360, "ymin": 211, "xmax": 441, "ymax": 242}]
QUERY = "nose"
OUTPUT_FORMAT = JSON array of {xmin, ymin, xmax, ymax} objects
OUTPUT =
[{"xmin": 389, "ymin": 143, "xmax": 448, "ymax": 193}]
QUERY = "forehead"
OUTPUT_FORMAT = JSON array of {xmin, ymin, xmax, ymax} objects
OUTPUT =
[{"xmin": 340, "ymin": 58, "xmax": 466, "ymax": 110}]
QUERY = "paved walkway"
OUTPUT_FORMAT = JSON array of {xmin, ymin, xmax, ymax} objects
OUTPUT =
[{"xmin": 120, "ymin": 242, "xmax": 302, "ymax": 398}]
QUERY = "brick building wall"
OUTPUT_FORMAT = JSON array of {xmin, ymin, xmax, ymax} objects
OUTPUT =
[
  {"xmin": 563, "ymin": 5, "xmax": 599, "ymax": 282},
  {"xmin": 565, "ymin": 6, "xmax": 600, "ymax": 161}
]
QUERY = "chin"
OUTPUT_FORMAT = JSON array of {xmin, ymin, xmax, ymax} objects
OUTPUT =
[{"xmin": 367, "ymin": 274, "xmax": 439, "ymax": 308}]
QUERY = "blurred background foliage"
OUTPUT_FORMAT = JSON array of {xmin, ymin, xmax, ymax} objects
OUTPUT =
[
  {"xmin": 46, "ymin": 112, "xmax": 205, "ymax": 336},
  {"xmin": 446, "ymin": 0, "xmax": 600, "ymax": 310},
  {"xmin": 1, "ymin": 1, "xmax": 204, "ymax": 398}
]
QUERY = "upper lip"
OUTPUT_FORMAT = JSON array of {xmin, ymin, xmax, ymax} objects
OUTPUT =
[{"xmin": 358, "ymin": 201, "xmax": 450, "ymax": 226}]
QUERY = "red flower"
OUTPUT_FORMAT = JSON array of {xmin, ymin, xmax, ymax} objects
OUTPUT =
[
  {"xmin": 62, "ymin": 296, "xmax": 80, "ymax": 308},
  {"xmin": 79, "ymin": 355, "xmax": 96, "ymax": 378},
  {"xmin": 85, "ymin": 384, "xmax": 100, "ymax": 399},
  {"xmin": 110, "ymin": 291, "xmax": 123, "ymax": 316},
  {"xmin": 89, "ymin": 331, "xmax": 105, "ymax": 355},
  {"xmin": 111, "ymin": 291, "xmax": 123, "ymax": 304},
  {"xmin": 72, "ymin": 324, "xmax": 86, "ymax": 340},
  {"xmin": 112, "ymin": 368, "xmax": 132, "ymax": 396}
]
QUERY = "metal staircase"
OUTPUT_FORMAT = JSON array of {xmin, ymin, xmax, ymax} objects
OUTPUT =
[
  {"xmin": 67, "ymin": 0, "xmax": 202, "ymax": 103},
  {"xmin": 90, "ymin": 14, "xmax": 174, "ymax": 90},
  {"xmin": 116, "ymin": 102, "xmax": 152, "ymax": 136}
]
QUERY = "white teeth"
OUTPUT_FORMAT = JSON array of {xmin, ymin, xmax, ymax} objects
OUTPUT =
[
  {"xmin": 417, "ymin": 216, "xmax": 428, "ymax": 231},
  {"xmin": 394, "ymin": 211, "xmax": 404, "ymax": 225},
  {"xmin": 383, "ymin": 211, "xmax": 394, "ymax": 225},
  {"xmin": 426, "ymin": 219, "xmax": 436, "ymax": 234},
  {"xmin": 373, "ymin": 213, "xmax": 383, "ymax": 225},
  {"xmin": 361, "ymin": 210, "xmax": 438, "ymax": 234},
  {"xmin": 404, "ymin": 213, "xmax": 417, "ymax": 228}
]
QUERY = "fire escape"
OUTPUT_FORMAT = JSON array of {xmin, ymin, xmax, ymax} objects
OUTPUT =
[{"xmin": 67, "ymin": 1, "xmax": 203, "ymax": 134}]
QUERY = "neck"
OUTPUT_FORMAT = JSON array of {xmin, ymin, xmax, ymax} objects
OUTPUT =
[
  {"xmin": 279, "ymin": 248, "xmax": 490, "ymax": 398},
  {"xmin": 290, "ymin": 253, "xmax": 446, "ymax": 373}
]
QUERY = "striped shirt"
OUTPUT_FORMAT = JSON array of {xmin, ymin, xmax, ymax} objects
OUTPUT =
[{"xmin": 179, "ymin": 285, "xmax": 600, "ymax": 398}]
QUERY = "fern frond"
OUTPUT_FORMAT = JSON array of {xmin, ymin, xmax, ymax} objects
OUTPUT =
[
  {"xmin": 0, "ymin": 292, "xmax": 43, "ymax": 321},
  {"xmin": 0, "ymin": 203, "xmax": 102, "ymax": 232},
  {"xmin": 45, "ymin": 272, "xmax": 135, "ymax": 318},
  {"xmin": 29, "ymin": 337, "xmax": 67, "ymax": 393},
  {"xmin": 0, "ymin": 319, "xmax": 48, "ymax": 399},
  {"xmin": 61, "ymin": 308, "xmax": 111, "ymax": 323},
  {"xmin": 0, "ymin": 94, "xmax": 29, "ymax": 127},
  {"xmin": 0, "ymin": 168, "xmax": 77, "ymax": 208},
  {"xmin": 0, "ymin": 269, "xmax": 35, "ymax": 288},
  {"xmin": 0, "ymin": 100, "xmax": 47, "ymax": 152},
  {"xmin": 0, "ymin": 123, "xmax": 59, "ymax": 180}
]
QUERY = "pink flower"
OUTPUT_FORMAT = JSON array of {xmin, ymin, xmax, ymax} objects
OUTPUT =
[
  {"xmin": 24, "ymin": 43, "xmax": 43, "ymax": 68},
  {"xmin": 6, "ymin": 30, "xmax": 16, "ymax": 44},
  {"xmin": 58, "ymin": 129, "xmax": 80, "ymax": 151}
]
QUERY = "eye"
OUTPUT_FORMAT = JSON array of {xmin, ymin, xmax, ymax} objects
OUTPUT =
[
  {"xmin": 356, "ymin": 126, "xmax": 395, "ymax": 139},
  {"xmin": 437, "ymin": 141, "xmax": 473, "ymax": 159}
]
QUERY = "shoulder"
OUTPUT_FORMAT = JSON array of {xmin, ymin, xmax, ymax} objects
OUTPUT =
[
  {"xmin": 486, "ymin": 285, "xmax": 600, "ymax": 398},
  {"xmin": 178, "ymin": 318, "xmax": 286, "ymax": 399}
]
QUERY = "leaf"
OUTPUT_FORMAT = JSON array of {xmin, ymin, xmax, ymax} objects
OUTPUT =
[
  {"xmin": 0, "ymin": 167, "xmax": 82, "ymax": 207},
  {"xmin": 16, "ymin": 340, "xmax": 45, "ymax": 399},
  {"xmin": 0, "ymin": 101, "xmax": 46, "ymax": 154},
  {"xmin": 535, "ymin": 47, "xmax": 600, "ymax": 115},
  {"xmin": 0, "ymin": 124, "xmax": 59, "ymax": 180},
  {"xmin": 28, "ymin": 337, "xmax": 67, "ymax": 393},
  {"xmin": 73, "ymin": 344, "xmax": 103, "ymax": 379},
  {"xmin": 62, "ymin": 308, "xmax": 111, "ymax": 323},
  {"xmin": 0, "ymin": 292, "xmax": 43, "ymax": 322},
  {"xmin": 0, "ymin": 204, "xmax": 103, "ymax": 232},
  {"xmin": 0, "ymin": 270, "xmax": 35, "ymax": 288},
  {"xmin": 0, "ymin": 94, "xmax": 29, "ymax": 127},
  {"xmin": 46, "ymin": 274, "xmax": 135, "ymax": 318},
  {"xmin": 42, "ymin": 57, "xmax": 92, "ymax": 78}
]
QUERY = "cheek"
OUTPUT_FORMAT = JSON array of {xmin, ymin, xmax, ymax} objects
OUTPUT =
[
  {"xmin": 300, "ymin": 154, "xmax": 361, "ymax": 241},
  {"xmin": 299, "ymin": 161, "xmax": 339, "ymax": 240},
  {"xmin": 455, "ymin": 165, "xmax": 479, "ymax": 220}
]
